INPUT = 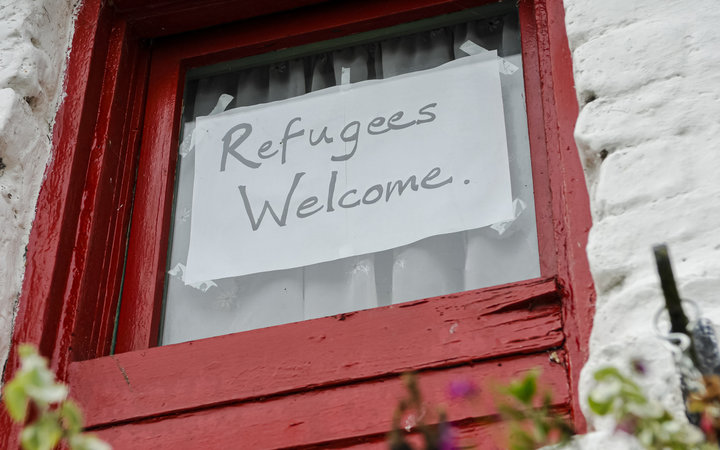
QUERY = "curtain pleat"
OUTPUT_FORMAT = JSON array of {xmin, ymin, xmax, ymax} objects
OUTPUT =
[{"xmin": 303, "ymin": 46, "xmax": 380, "ymax": 320}]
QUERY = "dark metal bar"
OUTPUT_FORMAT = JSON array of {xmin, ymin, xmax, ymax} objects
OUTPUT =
[
  {"xmin": 653, "ymin": 244, "xmax": 699, "ymax": 366},
  {"xmin": 654, "ymin": 245, "xmax": 720, "ymax": 444},
  {"xmin": 654, "ymin": 244, "xmax": 689, "ymax": 334}
]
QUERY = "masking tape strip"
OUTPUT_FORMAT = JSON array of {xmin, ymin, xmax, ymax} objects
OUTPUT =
[
  {"xmin": 209, "ymin": 93, "xmax": 234, "ymax": 115},
  {"xmin": 490, "ymin": 198, "xmax": 526, "ymax": 236},
  {"xmin": 178, "ymin": 122, "xmax": 195, "ymax": 157},
  {"xmin": 168, "ymin": 262, "xmax": 218, "ymax": 292},
  {"xmin": 498, "ymin": 58, "xmax": 519, "ymax": 75},
  {"xmin": 179, "ymin": 94, "xmax": 235, "ymax": 158},
  {"xmin": 460, "ymin": 40, "xmax": 519, "ymax": 75},
  {"xmin": 340, "ymin": 66, "xmax": 351, "ymax": 91},
  {"xmin": 459, "ymin": 40, "xmax": 488, "ymax": 56}
]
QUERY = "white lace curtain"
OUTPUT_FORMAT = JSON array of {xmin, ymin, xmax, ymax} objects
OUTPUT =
[{"xmin": 161, "ymin": 15, "xmax": 540, "ymax": 345}]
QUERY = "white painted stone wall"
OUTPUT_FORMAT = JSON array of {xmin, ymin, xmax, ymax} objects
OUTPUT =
[
  {"xmin": 0, "ymin": 0, "xmax": 77, "ymax": 372},
  {"xmin": 563, "ymin": 0, "xmax": 720, "ymax": 446}
]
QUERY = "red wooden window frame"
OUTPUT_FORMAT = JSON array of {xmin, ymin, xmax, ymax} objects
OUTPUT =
[
  {"xmin": 118, "ymin": 0, "xmax": 559, "ymax": 352},
  {"xmin": 0, "ymin": 0, "xmax": 594, "ymax": 448}
]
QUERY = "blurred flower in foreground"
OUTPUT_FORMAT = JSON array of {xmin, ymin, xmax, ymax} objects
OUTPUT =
[
  {"xmin": 447, "ymin": 379, "xmax": 479, "ymax": 400},
  {"xmin": 437, "ymin": 419, "xmax": 459, "ymax": 450},
  {"xmin": 630, "ymin": 358, "xmax": 647, "ymax": 376}
]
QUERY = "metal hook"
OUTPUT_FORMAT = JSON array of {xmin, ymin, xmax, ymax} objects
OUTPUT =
[{"xmin": 654, "ymin": 299, "xmax": 701, "ymax": 340}]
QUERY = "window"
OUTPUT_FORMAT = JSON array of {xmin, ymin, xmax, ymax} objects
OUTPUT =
[
  {"xmin": 161, "ymin": 9, "xmax": 542, "ymax": 345},
  {"xmin": 1, "ymin": 0, "xmax": 594, "ymax": 447}
]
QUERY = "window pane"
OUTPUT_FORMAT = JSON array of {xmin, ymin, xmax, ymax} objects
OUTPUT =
[{"xmin": 160, "ymin": 10, "xmax": 539, "ymax": 345}]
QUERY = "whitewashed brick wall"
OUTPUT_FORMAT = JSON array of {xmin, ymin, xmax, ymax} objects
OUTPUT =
[{"xmin": 564, "ymin": 0, "xmax": 720, "ymax": 446}]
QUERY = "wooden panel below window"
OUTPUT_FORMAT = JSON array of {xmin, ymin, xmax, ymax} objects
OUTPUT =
[
  {"xmin": 91, "ymin": 353, "xmax": 569, "ymax": 449},
  {"xmin": 70, "ymin": 278, "xmax": 563, "ymax": 428}
]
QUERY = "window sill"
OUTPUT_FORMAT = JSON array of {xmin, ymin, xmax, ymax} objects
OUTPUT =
[{"xmin": 69, "ymin": 276, "xmax": 562, "ymax": 429}]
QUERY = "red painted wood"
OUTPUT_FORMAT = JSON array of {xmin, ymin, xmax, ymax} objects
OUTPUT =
[
  {"xmin": 518, "ymin": 0, "xmax": 557, "ymax": 279},
  {"xmin": 115, "ymin": 0, "xmax": 496, "ymax": 39},
  {"xmin": 75, "ymin": 278, "xmax": 562, "ymax": 427},
  {"xmin": 46, "ymin": 19, "xmax": 127, "ymax": 378},
  {"xmin": 150, "ymin": 0, "xmax": 497, "ymax": 70},
  {"xmin": 92, "ymin": 353, "xmax": 569, "ymax": 449},
  {"xmin": 516, "ymin": 0, "xmax": 595, "ymax": 431},
  {"xmin": 542, "ymin": 0, "xmax": 595, "ymax": 432},
  {"xmin": 114, "ymin": 50, "xmax": 182, "ymax": 353},
  {"xmin": 82, "ymin": 35, "xmax": 150, "ymax": 360},
  {"xmin": 0, "ymin": 0, "xmax": 110, "ymax": 446},
  {"xmin": 116, "ymin": 0, "xmax": 332, "ymax": 38},
  {"xmin": 47, "ymin": 17, "xmax": 150, "ymax": 366},
  {"xmin": 59, "ymin": 19, "xmax": 130, "ymax": 362}
]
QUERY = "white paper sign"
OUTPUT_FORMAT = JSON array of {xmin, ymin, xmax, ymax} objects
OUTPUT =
[{"xmin": 184, "ymin": 52, "xmax": 513, "ymax": 283}]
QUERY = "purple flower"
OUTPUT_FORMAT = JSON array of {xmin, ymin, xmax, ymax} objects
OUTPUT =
[
  {"xmin": 448, "ymin": 379, "xmax": 479, "ymax": 400},
  {"xmin": 438, "ymin": 421, "xmax": 459, "ymax": 450},
  {"xmin": 630, "ymin": 358, "xmax": 647, "ymax": 376},
  {"xmin": 616, "ymin": 415, "xmax": 639, "ymax": 435}
]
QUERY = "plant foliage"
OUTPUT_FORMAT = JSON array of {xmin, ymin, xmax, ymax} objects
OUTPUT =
[
  {"xmin": 2, "ymin": 344, "xmax": 111, "ymax": 450},
  {"xmin": 586, "ymin": 365, "xmax": 715, "ymax": 450}
]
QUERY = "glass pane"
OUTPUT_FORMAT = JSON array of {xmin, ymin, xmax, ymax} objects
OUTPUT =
[{"xmin": 160, "ymin": 9, "xmax": 540, "ymax": 345}]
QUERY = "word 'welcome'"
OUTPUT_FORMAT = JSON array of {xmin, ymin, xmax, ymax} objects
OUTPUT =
[{"xmin": 239, "ymin": 167, "xmax": 453, "ymax": 231}]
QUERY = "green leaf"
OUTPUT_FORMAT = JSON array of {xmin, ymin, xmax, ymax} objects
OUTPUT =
[
  {"xmin": 61, "ymin": 401, "xmax": 84, "ymax": 434},
  {"xmin": 507, "ymin": 372, "xmax": 537, "ymax": 405},
  {"xmin": 532, "ymin": 415, "xmax": 550, "ymax": 441},
  {"xmin": 587, "ymin": 395, "xmax": 613, "ymax": 416},
  {"xmin": 593, "ymin": 367, "xmax": 624, "ymax": 382},
  {"xmin": 3, "ymin": 376, "xmax": 29, "ymax": 422},
  {"xmin": 497, "ymin": 404, "xmax": 527, "ymax": 421},
  {"xmin": 20, "ymin": 417, "xmax": 62, "ymax": 450},
  {"xmin": 17, "ymin": 344, "xmax": 38, "ymax": 360},
  {"xmin": 620, "ymin": 389, "xmax": 647, "ymax": 405},
  {"xmin": 508, "ymin": 426, "xmax": 535, "ymax": 450},
  {"xmin": 69, "ymin": 434, "xmax": 112, "ymax": 450},
  {"xmin": 542, "ymin": 392, "xmax": 552, "ymax": 409}
]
